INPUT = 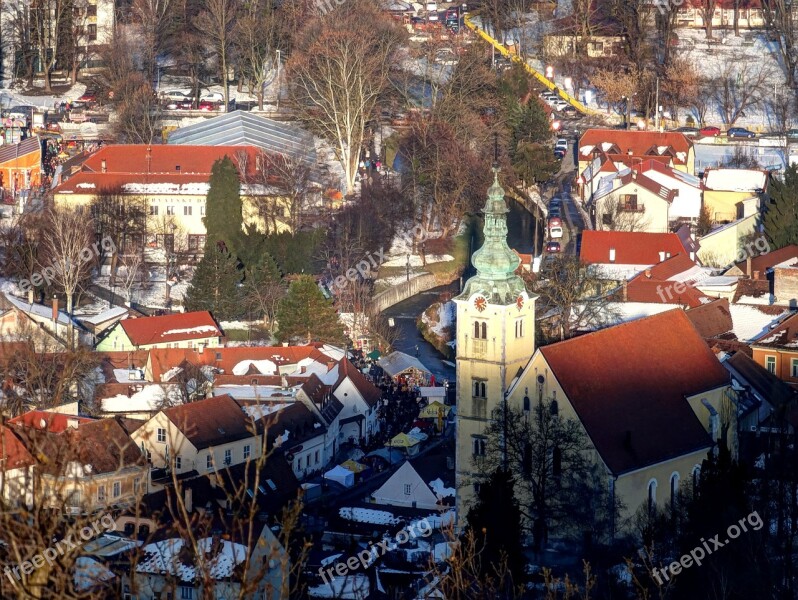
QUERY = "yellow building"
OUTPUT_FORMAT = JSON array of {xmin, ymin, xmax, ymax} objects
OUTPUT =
[
  {"xmin": 453, "ymin": 169, "xmax": 537, "ymax": 520},
  {"xmin": 51, "ymin": 145, "xmax": 305, "ymax": 258},
  {"xmin": 702, "ymin": 168, "xmax": 767, "ymax": 224}
]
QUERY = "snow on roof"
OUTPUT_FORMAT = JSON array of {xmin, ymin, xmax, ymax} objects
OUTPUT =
[
  {"xmin": 214, "ymin": 384, "xmax": 299, "ymax": 401},
  {"xmin": 695, "ymin": 276, "xmax": 739, "ymax": 288},
  {"xmin": 4, "ymin": 293, "xmax": 74, "ymax": 326},
  {"xmin": 704, "ymin": 168, "xmax": 767, "ymax": 192},
  {"xmin": 102, "ymin": 384, "xmax": 182, "ymax": 413},
  {"xmin": 121, "ymin": 182, "xmax": 211, "ymax": 195},
  {"xmin": 76, "ymin": 306, "xmax": 128, "ymax": 325},
  {"xmin": 136, "ymin": 537, "xmax": 248, "ymax": 582},
  {"xmin": 428, "ymin": 478, "xmax": 455, "ymax": 500},
  {"xmin": 339, "ymin": 507, "xmax": 400, "ymax": 525},
  {"xmin": 729, "ymin": 304, "xmax": 791, "ymax": 343},
  {"xmin": 243, "ymin": 402, "xmax": 290, "ymax": 420},
  {"xmin": 112, "ymin": 368, "xmax": 145, "ymax": 383},
  {"xmin": 377, "ymin": 351, "xmax": 432, "ymax": 377},
  {"xmin": 232, "ymin": 359, "xmax": 278, "ymax": 376},
  {"xmin": 74, "ymin": 556, "xmax": 115, "ymax": 592},
  {"xmin": 160, "ymin": 325, "xmax": 220, "ymax": 337}
]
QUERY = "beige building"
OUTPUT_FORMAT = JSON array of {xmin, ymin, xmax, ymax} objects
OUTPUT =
[
  {"xmin": 131, "ymin": 394, "xmax": 263, "ymax": 493},
  {"xmin": 506, "ymin": 310, "xmax": 732, "ymax": 529},
  {"xmin": 52, "ymin": 145, "xmax": 300, "ymax": 259},
  {"xmin": 454, "ymin": 170, "xmax": 537, "ymax": 520},
  {"xmin": 95, "ymin": 311, "xmax": 223, "ymax": 352},
  {"xmin": 592, "ymin": 169, "xmax": 676, "ymax": 233}
]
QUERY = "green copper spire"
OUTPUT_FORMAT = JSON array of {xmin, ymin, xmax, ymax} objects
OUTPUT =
[{"xmin": 457, "ymin": 168, "xmax": 526, "ymax": 304}]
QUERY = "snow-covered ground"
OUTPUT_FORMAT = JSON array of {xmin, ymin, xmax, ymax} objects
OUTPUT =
[{"xmin": 422, "ymin": 301, "xmax": 454, "ymax": 337}]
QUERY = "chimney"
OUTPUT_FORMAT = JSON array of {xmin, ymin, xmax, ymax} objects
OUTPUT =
[
  {"xmin": 101, "ymin": 159, "xmax": 107, "ymax": 173},
  {"xmin": 327, "ymin": 360, "xmax": 336, "ymax": 371},
  {"xmin": 690, "ymin": 251, "xmax": 695, "ymax": 261},
  {"xmin": 609, "ymin": 247, "xmax": 616, "ymax": 262},
  {"xmin": 645, "ymin": 268, "xmax": 652, "ymax": 278},
  {"xmin": 753, "ymin": 270, "xmax": 761, "ymax": 280},
  {"xmin": 184, "ymin": 487, "xmax": 193, "ymax": 513},
  {"xmin": 52, "ymin": 295, "xmax": 58, "ymax": 322},
  {"xmin": 627, "ymin": 149, "xmax": 632, "ymax": 156},
  {"xmin": 624, "ymin": 430, "xmax": 633, "ymax": 450},
  {"xmin": 622, "ymin": 279, "xmax": 628, "ymax": 301},
  {"xmin": 658, "ymin": 251, "xmax": 665, "ymax": 262},
  {"xmin": 27, "ymin": 287, "xmax": 33, "ymax": 303},
  {"xmin": 746, "ymin": 256, "xmax": 753, "ymax": 276}
]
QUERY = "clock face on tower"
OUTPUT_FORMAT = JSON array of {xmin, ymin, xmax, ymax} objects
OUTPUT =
[
  {"xmin": 516, "ymin": 295, "xmax": 524, "ymax": 311},
  {"xmin": 474, "ymin": 296, "xmax": 487, "ymax": 312}
]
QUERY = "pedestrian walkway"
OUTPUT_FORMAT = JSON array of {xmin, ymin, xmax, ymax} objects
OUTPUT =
[{"xmin": 463, "ymin": 13, "xmax": 600, "ymax": 116}]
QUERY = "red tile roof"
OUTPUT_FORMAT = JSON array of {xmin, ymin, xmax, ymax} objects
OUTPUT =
[
  {"xmin": 336, "ymin": 358, "xmax": 381, "ymax": 408},
  {"xmin": 146, "ymin": 345, "xmax": 331, "ymax": 381},
  {"xmin": 580, "ymin": 230, "xmax": 690, "ymax": 265},
  {"xmin": 8, "ymin": 410, "xmax": 95, "ymax": 433},
  {"xmin": 731, "ymin": 244, "xmax": 798, "ymax": 278},
  {"xmin": 624, "ymin": 277, "xmax": 709, "ymax": 308},
  {"xmin": 647, "ymin": 253, "xmax": 699, "ymax": 280},
  {"xmin": 119, "ymin": 311, "xmax": 222, "ymax": 347},
  {"xmin": 162, "ymin": 394, "xmax": 254, "ymax": 450},
  {"xmin": 0, "ymin": 425, "xmax": 34, "ymax": 471},
  {"xmin": 579, "ymin": 129, "xmax": 692, "ymax": 166},
  {"xmin": 81, "ymin": 145, "xmax": 261, "ymax": 176},
  {"xmin": 539, "ymin": 309, "xmax": 728, "ymax": 474},
  {"xmin": 685, "ymin": 298, "xmax": 734, "ymax": 339}
]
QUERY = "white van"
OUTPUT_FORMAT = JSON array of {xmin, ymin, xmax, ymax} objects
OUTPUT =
[{"xmin": 426, "ymin": 1, "xmax": 438, "ymax": 20}]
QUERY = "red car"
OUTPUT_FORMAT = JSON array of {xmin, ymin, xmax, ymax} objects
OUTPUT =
[
  {"xmin": 198, "ymin": 100, "xmax": 217, "ymax": 111},
  {"xmin": 700, "ymin": 126, "xmax": 721, "ymax": 137},
  {"xmin": 546, "ymin": 241, "xmax": 561, "ymax": 253}
]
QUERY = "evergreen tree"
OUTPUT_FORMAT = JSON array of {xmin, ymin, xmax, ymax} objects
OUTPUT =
[
  {"xmin": 465, "ymin": 467, "xmax": 525, "ymax": 591},
  {"xmin": 183, "ymin": 244, "xmax": 244, "ymax": 320},
  {"xmin": 276, "ymin": 275, "xmax": 345, "ymax": 344},
  {"xmin": 204, "ymin": 156, "xmax": 244, "ymax": 256},
  {"xmin": 507, "ymin": 99, "xmax": 551, "ymax": 155},
  {"xmin": 513, "ymin": 141, "xmax": 559, "ymax": 185},
  {"xmin": 764, "ymin": 164, "xmax": 798, "ymax": 248}
]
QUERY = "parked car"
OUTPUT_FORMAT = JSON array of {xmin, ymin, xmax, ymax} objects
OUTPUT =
[
  {"xmin": 200, "ymin": 91, "xmax": 224, "ymax": 103},
  {"xmin": 674, "ymin": 126, "xmax": 699, "ymax": 137},
  {"xmin": 74, "ymin": 89, "xmax": 97, "ymax": 108},
  {"xmin": 551, "ymin": 100, "xmax": 569, "ymax": 111},
  {"xmin": 555, "ymin": 139, "xmax": 568, "ymax": 151},
  {"xmin": 160, "ymin": 90, "xmax": 191, "ymax": 101},
  {"xmin": 787, "ymin": 128, "xmax": 798, "ymax": 141},
  {"xmin": 549, "ymin": 197, "xmax": 561, "ymax": 209},
  {"xmin": 727, "ymin": 127, "xmax": 756, "ymax": 139},
  {"xmin": 546, "ymin": 241, "xmax": 561, "ymax": 253},
  {"xmin": 548, "ymin": 217, "xmax": 564, "ymax": 239},
  {"xmin": 198, "ymin": 100, "xmax": 217, "ymax": 111},
  {"xmin": 560, "ymin": 105, "xmax": 578, "ymax": 117},
  {"xmin": 548, "ymin": 205, "xmax": 562, "ymax": 217},
  {"xmin": 166, "ymin": 99, "xmax": 192, "ymax": 110},
  {"xmin": 699, "ymin": 126, "xmax": 721, "ymax": 137}
]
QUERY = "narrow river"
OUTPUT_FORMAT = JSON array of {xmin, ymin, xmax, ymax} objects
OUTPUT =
[{"xmin": 380, "ymin": 199, "xmax": 539, "ymax": 382}]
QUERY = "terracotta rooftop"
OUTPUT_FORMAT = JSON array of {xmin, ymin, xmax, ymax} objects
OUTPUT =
[
  {"xmin": 0, "ymin": 425, "xmax": 34, "ymax": 471},
  {"xmin": 579, "ymin": 129, "xmax": 692, "ymax": 166},
  {"xmin": 580, "ymin": 230, "xmax": 690, "ymax": 265},
  {"xmin": 729, "ymin": 244, "xmax": 798, "ymax": 278},
  {"xmin": 685, "ymin": 298, "xmax": 734, "ymax": 339},
  {"xmin": 624, "ymin": 276, "xmax": 710, "ymax": 308},
  {"xmin": 538, "ymin": 309, "xmax": 728, "ymax": 474},
  {"xmin": 119, "ymin": 311, "xmax": 222, "ymax": 347},
  {"xmin": 335, "ymin": 358, "xmax": 381, "ymax": 408},
  {"xmin": 8, "ymin": 410, "xmax": 95, "ymax": 433},
  {"xmin": 80, "ymin": 145, "xmax": 261, "ymax": 176}
]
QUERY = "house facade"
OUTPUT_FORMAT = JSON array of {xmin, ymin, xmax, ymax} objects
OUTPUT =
[
  {"xmin": 95, "ymin": 311, "xmax": 223, "ymax": 351},
  {"xmin": 592, "ymin": 169, "xmax": 675, "ymax": 233}
]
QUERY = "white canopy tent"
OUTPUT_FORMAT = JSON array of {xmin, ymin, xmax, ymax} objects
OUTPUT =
[{"xmin": 323, "ymin": 464, "xmax": 355, "ymax": 488}]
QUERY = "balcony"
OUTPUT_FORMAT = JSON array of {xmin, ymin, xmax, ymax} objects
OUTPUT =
[{"xmin": 471, "ymin": 339, "xmax": 487, "ymax": 356}]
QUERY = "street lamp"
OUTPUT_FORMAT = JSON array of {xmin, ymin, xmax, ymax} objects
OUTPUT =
[{"xmin": 406, "ymin": 254, "xmax": 410, "ymax": 282}]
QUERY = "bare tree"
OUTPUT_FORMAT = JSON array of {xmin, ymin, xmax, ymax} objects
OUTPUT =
[
  {"xmin": 699, "ymin": 0, "xmax": 718, "ymax": 38},
  {"xmin": 30, "ymin": 0, "xmax": 70, "ymax": 92},
  {"xmin": 116, "ymin": 252, "xmax": 145, "ymax": 305},
  {"xmin": 2, "ymin": 0, "xmax": 36, "ymax": 86},
  {"xmin": 194, "ymin": 0, "xmax": 236, "ymax": 110},
  {"xmin": 288, "ymin": 0, "xmax": 403, "ymax": 194},
  {"xmin": 763, "ymin": 0, "xmax": 798, "ymax": 86},
  {"xmin": 526, "ymin": 255, "xmax": 618, "ymax": 341},
  {"xmin": 130, "ymin": 0, "xmax": 175, "ymax": 83},
  {"xmin": 713, "ymin": 58, "xmax": 772, "ymax": 126},
  {"xmin": 597, "ymin": 194, "xmax": 652, "ymax": 232},
  {"xmin": 39, "ymin": 207, "xmax": 95, "ymax": 317},
  {"xmin": 661, "ymin": 57, "xmax": 700, "ymax": 124},
  {"xmin": 233, "ymin": 0, "xmax": 280, "ymax": 110},
  {"xmin": 690, "ymin": 77, "xmax": 715, "ymax": 126}
]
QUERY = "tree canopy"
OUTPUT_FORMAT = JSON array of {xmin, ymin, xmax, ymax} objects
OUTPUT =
[{"xmin": 276, "ymin": 275, "xmax": 345, "ymax": 344}]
